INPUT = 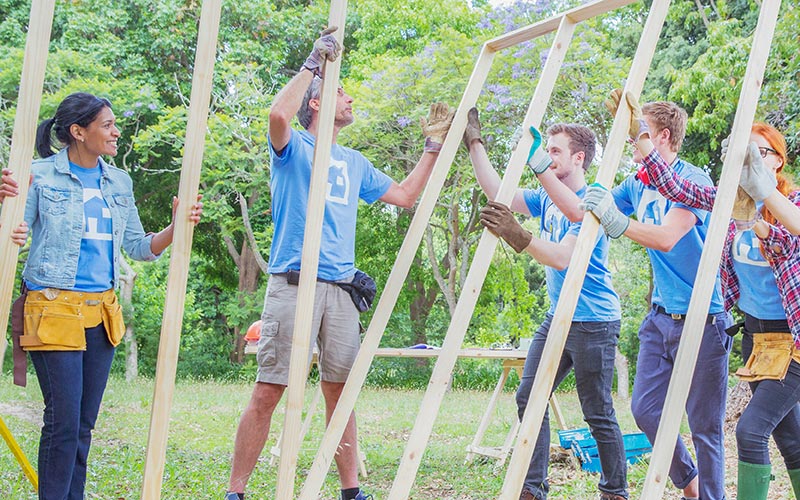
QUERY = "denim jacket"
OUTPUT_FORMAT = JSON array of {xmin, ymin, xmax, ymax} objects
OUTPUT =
[{"xmin": 23, "ymin": 148, "xmax": 157, "ymax": 290}]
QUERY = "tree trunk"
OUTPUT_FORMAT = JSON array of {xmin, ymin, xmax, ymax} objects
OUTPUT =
[
  {"xmin": 119, "ymin": 258, "xmax": 138, "ymax": 381},
  {"xmin": 232, "ymin": 240, "xmax": 262, "ymax": 363}
]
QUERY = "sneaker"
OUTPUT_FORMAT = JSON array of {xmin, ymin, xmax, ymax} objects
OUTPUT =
[
  {"xmin": 223, "ymin": 493, "xmax": 243, "ymax": 500},
  {"xmin": 599, "ymin": 493, "xmax": 626, "ymax": 500},
  {"xmin": 353, "ymin": 492, "xmax": 373, "ymax": 500},
  {"xmin": 519, "ymin": 490, "xmax": 540, "ymax": 500}
]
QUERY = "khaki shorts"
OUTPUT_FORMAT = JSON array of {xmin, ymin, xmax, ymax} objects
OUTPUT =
[{"xmin": 256, "ymin": 274, "xmax": 360, "ymax": 385}]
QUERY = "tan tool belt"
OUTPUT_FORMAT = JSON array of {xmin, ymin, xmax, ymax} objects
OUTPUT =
[
  {"xmin": 20, "ymin": 288, "xmax": 125, "ymax": 351},
  {"xmin": 735, "ymin": 332, "xmax": 800, "ymax": 382}
]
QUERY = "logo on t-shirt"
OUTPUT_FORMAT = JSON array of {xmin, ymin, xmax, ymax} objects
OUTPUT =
[
  {"xmin": 542, "ymin": 204, "xmax": 566, "ymax": 243},
  {"xmin": 83, "ymin": 188, "xmax": 112, "ymax": 241},
  {"xmin": 733, "ymin": 231, "xmax": 769, "ymax": 268},
  {"xmin": 637, "ymin": 189, "xmax": 666, "ymax": 225},
  {"xmin": 327, "ymin": 159, "xmax": 350, "ymax": 205}
]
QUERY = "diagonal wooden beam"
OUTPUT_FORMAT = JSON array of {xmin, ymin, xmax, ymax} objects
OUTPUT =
[
  {"xmin": 500, "ymin": 0, "xmax": 673, "ymax": 497},
  {"xmin": 275, "ymin": 2, "xmax": 348, "ymax": 498},
  {"xmin": 140, "ymin": 0, "xmax": 222, "ymax": 497},
  {"xmin": 0, "ymin": 0, "xmax": 56, "ymax": 372},
  {"xmin": 387, "ymin": 14, "xmax": 579, "ymax": 500},
  {"xmin": 639, "ymin": 1, "xmax": 781, "ymax": 497}
]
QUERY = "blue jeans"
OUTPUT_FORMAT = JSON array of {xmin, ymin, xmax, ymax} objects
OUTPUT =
[
  {"xmin": 631, "ymin": 307, "xmax": 731, "ymax": 500},
  {"xmin": 736, "ymin": 315, "xmax": 800, "ymax": 468},
  {"xmin": 29, "ymin": 324, "xmax": 116, "ymax": 500},
  {"xmin": 516, "ymin": 315, "xmax": 627, "ymax": 499}
]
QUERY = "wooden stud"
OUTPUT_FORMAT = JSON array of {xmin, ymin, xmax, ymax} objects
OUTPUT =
[
  {"xmin": 140, "ymin": 1, "xmax": 222, "ymax": 497},
  {"xmin": 500, "ymin": 1, "xmax": 672, "ymax": 497},
  {"xmin": 0, "ymin": 0, "xmax": 56, "ymax": 371},
  {"xmin": 274, "ymin": 2, "xmax": 348, "ymax": 498},
  {"xmin": 639, "ymin": 1, "xmax": 781, "ymax": 497},
  {"xmin": 298, "ymin": 44, "xmax": 497, "ymax": 500},
  {"xmin": 388, "ymin": 16, "xmax": 578, "ymax": 500}
]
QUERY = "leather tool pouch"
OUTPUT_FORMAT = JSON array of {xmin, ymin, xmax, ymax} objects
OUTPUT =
[{"xmin": 736, "ymin": 332, "xmax": 796, "ymax": 382}]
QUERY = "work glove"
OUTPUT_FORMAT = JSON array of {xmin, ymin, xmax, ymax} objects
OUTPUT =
[
  {"xmin": 732, "ymin": 187, "xmax": 758, "ymax": 231},
  {"xmin": 526, "ymin": 126, "xmax": 552, "ymax": 175},
  {"xmin": 578, "ymin": 184, "xmax": 630, "ymax": 239},
  {"xmin": 302, "ymin": 26, "xmax": 341, "ymax": 78},
  {"xmin": 421, "ymin": 102, "xmax": 455, "ymax": 153},
  {"xmin": 462, "ymin": 107, "xmax": 484, "ymax": 149},
  {"xmin": 740, "ymin": 142, "xmax": 777, "ymax": 202},
  {"xmin": 480, "ymin": 201, "xmax": 532, "ymax": 253},
  {"xmin": 604, "ymin": 89, "xmax": 649, "ymax": 142}
]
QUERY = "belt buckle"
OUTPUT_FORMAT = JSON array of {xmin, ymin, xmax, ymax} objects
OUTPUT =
[{"xmin": 671, "ymin": 313, "xmax": 683, "ymax": 321}]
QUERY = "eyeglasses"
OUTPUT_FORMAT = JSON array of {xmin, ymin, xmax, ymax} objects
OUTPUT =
[{"xmin": 758, "ymin": 146, "xmax": 778, "ymax": 158}]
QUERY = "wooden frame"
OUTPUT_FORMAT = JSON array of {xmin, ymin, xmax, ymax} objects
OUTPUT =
[
  {"xmin": 639, "ymin": 0, "xmax": 781, "ymax": 497},
  {"xmin": 140, "ymin": 0, "xmax": 223, "ymax": 496},
  {"xmin": 0, "ymin": 0, "xmax": 56, "ymax": 371},
  {"xmin": 0, "ymin": 415, "xmax": 37, "ymax": 490},
  {"xmin": 299, "ymin": 1, "xmax": 641, "ymax": 499},
  {"xmin": 274, "ymin": 1, "xmax": 349, "ymax": 498}
]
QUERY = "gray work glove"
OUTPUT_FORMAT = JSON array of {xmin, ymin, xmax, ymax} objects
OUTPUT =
[
  {"xmin": 740, "ymin": 142, "xmax": 777, "ymax": 202},
  {"xmin": 463, "ymin": 107, "xmax": 484, "ymax": 149},
  {"xmin": 421, "ymin": 102, "xmax": 455, "ymax": 153},
  {"xmin": 480, "ymin": 201, "xmax": 532, "ymax": 253},
  {"xmin": 526, "ymin": 126, "xmax": 552, "ymax": 175},
  {"xmin": 578, "ymin": 183, "xmax": 630, "ymax": 239},
  {"xmin": 604, "ymin": 89, "xmax": 649, "ymax": 142},
  {"xmin": 302, "ymin": 26, "xmax": 341, "ymax": 78}
]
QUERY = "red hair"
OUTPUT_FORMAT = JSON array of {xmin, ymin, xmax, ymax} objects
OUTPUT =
[{"xmin": 751, "ymin": 122, "xmax": 796, "ymax": 227}]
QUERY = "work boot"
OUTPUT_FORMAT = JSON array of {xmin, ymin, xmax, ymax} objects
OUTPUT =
[
  {"xmin": 519, "ymin": 489, "xmax": 540, "ymax": 500},
  {"xmin": 737, "ymin": 461, "xmax": 772, "ymax": 500},
  {"xmin": 788, "ymin": 468, "xmax": 800, "ymax": 497},
  {"xmin": 599, "ymin": 493, "xmax": 626, "ymax": 500}
]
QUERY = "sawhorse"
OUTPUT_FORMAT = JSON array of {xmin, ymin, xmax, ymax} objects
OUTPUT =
[{"xmin": 465, "ymin": 358, "xmax": 566, "ymax": 466}]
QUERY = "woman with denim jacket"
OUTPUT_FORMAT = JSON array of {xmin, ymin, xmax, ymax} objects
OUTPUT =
[
  {"xmin": 618, "ymin": 98, "xmax": 800, "ymax": 500},
  {"xmin": 19, "ymin": 92, "xmax": 201, "ymax": 500}
]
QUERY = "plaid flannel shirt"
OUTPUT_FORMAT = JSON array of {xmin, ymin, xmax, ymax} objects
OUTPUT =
[{"xmin": 642, "ymin": 149, "xmax": 800, "ymax": 345}]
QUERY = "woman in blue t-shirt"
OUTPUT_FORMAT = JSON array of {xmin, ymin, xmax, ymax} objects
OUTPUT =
[
  {"xmin": 633, "ymin": 118, "xmax": 800, "ymax": 500},
  {"xmin": 16, "ymin": 92, "xmax": 201, "ymax": 499}
]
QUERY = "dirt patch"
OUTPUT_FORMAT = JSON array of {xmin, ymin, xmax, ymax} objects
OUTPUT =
[{"xmin": 0, "ymin": 401, "xmax": 42, "ymax": 426}]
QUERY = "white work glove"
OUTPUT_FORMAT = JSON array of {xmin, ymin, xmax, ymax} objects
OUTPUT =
[
  {"xmin": 526, "ymin": 126, "xmax": 552, "ymax": 175},
  {"xmin": 740, "ymin": 142, "xmax": 777, "ymax": 202}
]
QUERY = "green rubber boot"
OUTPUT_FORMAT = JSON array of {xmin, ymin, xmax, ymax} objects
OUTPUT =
[
  {"xmin": 788, "ymin": 468, "xmax": 800, "ymax": 498},
  {"xmin": 737, "ymin": 461, "xmax": 772, "ymax": 500}
]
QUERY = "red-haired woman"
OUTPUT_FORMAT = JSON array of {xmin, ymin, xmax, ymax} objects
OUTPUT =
[{"xmin": 630, "ymin": 116, "xmax": 800, "ymax": 500}]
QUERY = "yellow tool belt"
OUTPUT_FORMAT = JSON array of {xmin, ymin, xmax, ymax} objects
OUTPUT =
[
  {"xmin": 20, "ymin": 288, "xmax": 125, "ymax": 351},
  {"xmin": 735, "ymin": 332, "xmax": 800, "ymax": 382}
]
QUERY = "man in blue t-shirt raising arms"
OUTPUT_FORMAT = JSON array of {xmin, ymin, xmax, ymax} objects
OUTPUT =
[
  {"xmin": 464, "ymin": 109, "xmax": 628, "ymax": 500},
  {"xmin": 224, "ymin": 28, "xmax": 453, "ymax": 500},
  {"xmin": 540, "ymin": 96, "xmax": 732, "ymax": 500}
]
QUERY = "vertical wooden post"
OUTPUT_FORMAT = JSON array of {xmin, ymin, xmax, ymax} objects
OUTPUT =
[
  {"xmin": 140, "ymin": 1, "xmax": 222, "ymax": 497},
  {"xmin": 274, "ymin": 2, "xmax": 348, "ymax": 498},
  {"xmin": 500, "ymin": 1, "xmax": 671, "ymax": 497},
  {"xmin": 387, "ymin": 17, "xmax": 577, "ymax": 500},
  {"xmin": 0, "ymin": 0, "xmax": 56, "ymax": 372},
  {"xmin": 639, "ymin": 1, "xmax": 781, "ymax": 497},
  {"xmin": 298, "ymin": 45, "xmax": 496, "ymax": 500}
]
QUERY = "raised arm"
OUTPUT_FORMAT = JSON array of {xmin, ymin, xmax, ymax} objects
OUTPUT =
[
  {"xmin": 462, "ymin": 108, "xmax": 529, "ymax": 214},
  {"xmin": 379, "ymin": 103, "xmax": 454, "ymax": 209},
  {"xmin": 269, "ymin": 27, "xmax": 341, "ymax": 152}
]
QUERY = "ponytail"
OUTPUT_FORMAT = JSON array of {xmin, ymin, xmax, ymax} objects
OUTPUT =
[{"xmin": 35, "ymin": 117, "xmax": 57, "ymax": 158}]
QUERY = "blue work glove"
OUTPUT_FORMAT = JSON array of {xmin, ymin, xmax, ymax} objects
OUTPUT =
[
  {"xmin": 578, "ymin": 183, "xmax": 630, "ymax": 239},
  {"xmin": 740, "ymin": 142, "xmax": 777, "ymax": 202},
  {"xmin": 526, "ymin": 126, "xmax": 552, "ymax": 175}
]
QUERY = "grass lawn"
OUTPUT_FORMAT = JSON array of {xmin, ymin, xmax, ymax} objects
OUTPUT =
[{"xmin": 0, "ymin": 374, "xmax": 796, "ymax": 499}]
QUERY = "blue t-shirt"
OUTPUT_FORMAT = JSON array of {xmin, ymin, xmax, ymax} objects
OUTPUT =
[
  {"xmin": 612, "ymin": 158, "xmax": 724, "ymax": 314},
  {"xmin": 523, "ymin": 186, "xmax": 621, "ymax": 322},
  {"xmin": 268, "ymin": 129, "xmax": 393, "ymax": 281},
  {"xmin": 731, "ymin": 221, "xmax": 785, "ymax": 320}
]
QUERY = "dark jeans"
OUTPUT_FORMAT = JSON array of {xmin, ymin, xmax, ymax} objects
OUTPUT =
[
  {"xmin": 631, "ymin": 307, "xmax": 731, "ymax": 500},
  {"xmin": 29, "ymin": 324, "xmax": 115, "ymax": 500},
  {"xmin": 516, "ymin": 315, "xmax": 627, "ymax": 499},
  {"xmin": 736, "ymin": 314, "xmax": 800, "ymax": 468}
]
